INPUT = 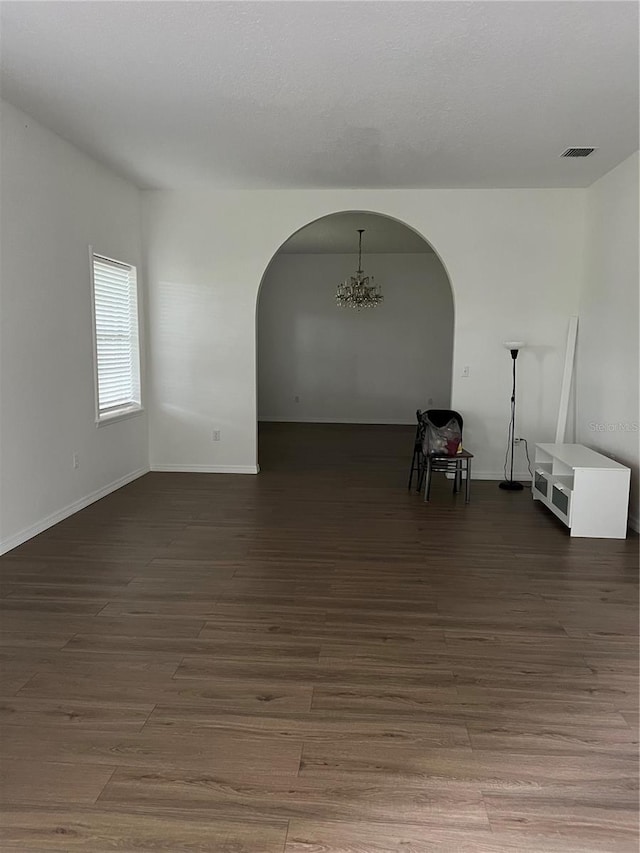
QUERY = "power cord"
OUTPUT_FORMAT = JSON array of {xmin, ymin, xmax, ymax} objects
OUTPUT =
[
  {"xmin": 520, "ymin": 437, "xmax": 533, "ymax": 478},
  {"xmin": 503, "ymin": 393, "xmax": 516, "ymax": 480},
  {"xmin": 504, "ymin": 428, "xmax": 534, "ymax": 481}
]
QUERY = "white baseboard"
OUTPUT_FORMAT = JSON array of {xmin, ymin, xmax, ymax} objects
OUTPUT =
[
  {"xmin": 150, "ymin": 464, "xmax": 259, "ymax": 474},
  {"xmin": 0, "ymin": 467, "xmax": 149, "ymax": 556},
  {"xmin": 150, "ymin": 462, "xmax": 529, "ymax": 482},
  {"xmin": 259, "ymin": 417, "xmax": 415, "ymax": 425}
]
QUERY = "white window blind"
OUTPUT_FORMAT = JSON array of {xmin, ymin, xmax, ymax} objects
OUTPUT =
[{"xmin": 91, "ymin": 253, "xmax": 141, "ymax": 420}]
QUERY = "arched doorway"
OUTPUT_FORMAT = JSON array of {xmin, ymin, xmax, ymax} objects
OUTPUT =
[{"xmin": 256, "ymin": 211, "xmax": 455, "ymax": 472}]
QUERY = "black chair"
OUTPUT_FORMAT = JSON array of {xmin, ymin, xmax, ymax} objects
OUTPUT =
[
  {"xmin": 419, "ymin": 409, "xmax": 472, "ymax": 502},
  {"xmin": 407, "ymin": 408, "xmax": 428, "ymax": 490},
  {"xmin": 408, "ymin": 409, "xmax": 466, "ymax": 492}
]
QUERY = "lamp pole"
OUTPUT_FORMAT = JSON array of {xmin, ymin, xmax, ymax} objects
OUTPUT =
[{"xmin": 499, "ymin": 343, "xmax": 524, "ymax": 491}]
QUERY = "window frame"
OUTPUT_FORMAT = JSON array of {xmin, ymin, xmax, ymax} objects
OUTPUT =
[{"xmin": 89, "ymin": 247, "xmax": 144, "ymax": 427}]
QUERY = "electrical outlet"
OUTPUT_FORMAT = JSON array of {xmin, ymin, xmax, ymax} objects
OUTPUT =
[
  {"xmin": 514, "ymin": 437, "xmax": 524, "ymax": 444},
  {"xmin": 72, "ymin": 452, "xmax": 80, "ymax": 469},
  {"xmin": 462, "ymin": 366, "xmax": 470, "ymax": 378},
  {"xmin": 427, "ymin": 397, "xmax": 433, "ymax": 406},
  {"xmin": 212, "ymin": 430, "xmax": 221, "ymax": 441}
]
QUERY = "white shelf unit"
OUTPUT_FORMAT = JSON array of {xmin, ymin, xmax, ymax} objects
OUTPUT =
[{"xmin": 532, "ymin": 443, "xmax": 631, "ymax": 539}]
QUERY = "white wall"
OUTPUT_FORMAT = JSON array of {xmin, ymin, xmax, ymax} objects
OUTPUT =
[
  {"xmin": 258, "ymin": 252, "xmax": 454, "ymax": 424},
  {"xmin": 144, "ymin": 189, "xmax": 586, "ymax": 478},
  {"xmin": 0, "ymin": 101, "xmax": 148, "ymax": 553},
  {"xmin": 575, "ymin": 152, "xmax": 639, "ymax": 529}
]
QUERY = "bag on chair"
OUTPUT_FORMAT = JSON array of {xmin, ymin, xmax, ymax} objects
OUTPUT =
[{"xmin": 422, "ymin": 417, "xmax": 462, "ymax": 457}]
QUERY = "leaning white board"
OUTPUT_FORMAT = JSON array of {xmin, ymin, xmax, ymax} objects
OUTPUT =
[{"xmin": 555, "ymin": 316, "xmax": 578, "ymax": 443}]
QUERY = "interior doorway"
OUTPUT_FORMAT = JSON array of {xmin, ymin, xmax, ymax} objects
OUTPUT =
[{"xmin": 256, "ymin": 211, "xmax": 454, "ymax": 472}]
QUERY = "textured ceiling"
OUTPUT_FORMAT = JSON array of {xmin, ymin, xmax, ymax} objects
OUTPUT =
[
  {"xmin": 280, "ymin": 212, "xmax": 434, "ymax": 254},
  {"xmin": 1, "ymin": 1, "xmax": 638, "ymax": 189}
]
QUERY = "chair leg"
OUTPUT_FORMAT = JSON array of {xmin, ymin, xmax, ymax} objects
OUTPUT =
[
  {"xmin": 417, "ymin": 452, "xmax": 426, "ymax": 492},
  {"xmin": 423, "ymin": 457, "xmax": 432, "ymax": 502},
  {"xmin": 465, "ymin": 460, "xmax": 471, "ymax": 503},
  {"xmin": 408, "ymin": 450, "xmax": 417, "ymax": 489}
]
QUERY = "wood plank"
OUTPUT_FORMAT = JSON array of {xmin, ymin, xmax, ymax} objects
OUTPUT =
[
  {"xmin": 19, "ymin": 668, "xmax": 313, "ymax": 713},
  {"xmin": 143, "ymin": 706, "xmax": 471, "ymax": 747},
  {"xmin": 0, "ymin": 759, "xmax": 115, "ymax": 805},
  {"xmin": 0, "ymin": 805, "xmax": 287, "ymax": 852},
  {"xmin": 299, "ymin": 743, "xmax": 638, "ymax": 790},
  {"xmin": 0, "ymin": 612, "xmax": 205, "ymax": 639},
  {"xmin": 0, "ymin": 725, "xmax": 303, "ymax": 775},
  {"xmin": 0, "ymin": 697, "xmax": 154, "ymax": 731},
  {"xmin": 173, "ymin": 656, "xmax": 456, "ymax": 690},
  {"xmin": 484, "ymin": 789, "xmax": 639, "ymax": 840},
  {"xmin": 284, "ymin": 818, "xmax": 637, "ymax": 852},
  {"xmin": 466, "ymin": 721, "xmax": 639, "ymax": 755},
  {"xmin": 62, "ymin": 632, "xmax": 322, "ymax": 661},
  {"xmin": 98, "ymin": 766, "xmax": 489, "ymax": 828}
]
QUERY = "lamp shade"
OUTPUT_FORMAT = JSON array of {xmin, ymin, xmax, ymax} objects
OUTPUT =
[{"xmin": 503, "ymin": 341, "xmax": 526, "ymax": 350}]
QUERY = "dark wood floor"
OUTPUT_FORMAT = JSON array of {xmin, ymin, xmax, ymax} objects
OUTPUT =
[{"xmin": 0, "ymin": 422, "xmax": 638, "ymax": 852}]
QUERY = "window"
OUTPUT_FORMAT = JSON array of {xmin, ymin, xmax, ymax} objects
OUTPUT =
[{"xmin": 91, "ymin": 252, "xmax": 142, "ymax": 423}]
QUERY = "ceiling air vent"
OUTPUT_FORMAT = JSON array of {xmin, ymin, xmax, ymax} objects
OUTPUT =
[{"xmin": 561, "ymin": 147, "xmax": 597, "ymax": 157}]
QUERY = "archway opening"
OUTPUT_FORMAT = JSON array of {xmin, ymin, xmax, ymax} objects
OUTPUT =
[{"xmin": 256, "ymin": 211, "xmax": 455, "ymax": 476}]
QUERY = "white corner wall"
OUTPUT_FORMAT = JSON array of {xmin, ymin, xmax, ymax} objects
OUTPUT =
[
  {"xmin": 576, "ymin": 152, "xmax": 640, "ymax": 529},
  {"xmin": 258, "ymin": 252, "xmax": 454, "ymax": 424},
  {"xmin": 0, "ymin": 100, "xmax": 148, "ymax": 554},
  {"xmin": 144, "ymin": 189, "xmax": 586, "ymax": 478}
]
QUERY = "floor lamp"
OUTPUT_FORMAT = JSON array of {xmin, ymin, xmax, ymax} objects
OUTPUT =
[{"xmin": 499, "ymin": 341, "xmax": 525, "ymax": 491}]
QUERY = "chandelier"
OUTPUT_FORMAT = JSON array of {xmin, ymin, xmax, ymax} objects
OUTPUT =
[{"xmin": 336, "ymin": 229, "xmax": 383, "ymax": 310}]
